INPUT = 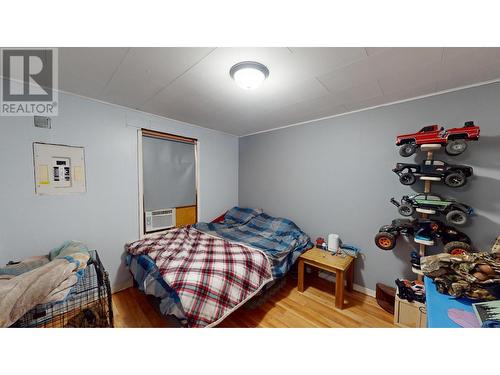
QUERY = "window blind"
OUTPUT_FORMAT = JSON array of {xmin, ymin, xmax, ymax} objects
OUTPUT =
[{"xmin": 142, "ymin": 135, "xmax": 196, "ymax": 211}]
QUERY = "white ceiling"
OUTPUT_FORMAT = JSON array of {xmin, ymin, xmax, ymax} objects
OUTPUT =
[{"xmin": 59, "ymin": 47, "xmax": 500, "ymax": 136}]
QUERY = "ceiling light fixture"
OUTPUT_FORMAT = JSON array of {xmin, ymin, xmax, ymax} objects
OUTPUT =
[{"xmin": 230, "ymin": 61, "xmax": 269, "ymax": 90}]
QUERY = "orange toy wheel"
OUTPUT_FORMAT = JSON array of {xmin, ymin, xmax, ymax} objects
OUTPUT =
[{"xmin": 375, "ymin": 232, "xmax": 396, "ymax": 250}]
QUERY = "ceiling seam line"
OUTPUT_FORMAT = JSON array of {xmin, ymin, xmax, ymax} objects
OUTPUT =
[
  {"xmin": 315, "ymin": 77, "xmax": 333, "ymax": 94},
  {"xmin": 377, "ymin": 78, "xmax": 385, "ymax": 96},
  {"xmin": 139, "ymin": 47, "xmax": 218, "ymax": 107},
  {"xmin": 100, "ymin": 48, "xmax": 131, "ymax": 93}
]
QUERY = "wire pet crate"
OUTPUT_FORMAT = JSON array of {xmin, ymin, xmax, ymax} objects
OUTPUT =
[{"xmin": 12, "ymin": 250, "xmax": 114, "ymax": 328}]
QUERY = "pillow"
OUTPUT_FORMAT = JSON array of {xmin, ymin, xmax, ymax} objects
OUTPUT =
[
  {"xmin": 247, "ymin": 213, "xmax": 312, "ymax": 250},
  {"xmin": 249, "ymin": 212, "xmax": 300, "ymax": 233},
  {"xmin": 222, "ymin": 207, "xmax": 263, "ymax": 225}
]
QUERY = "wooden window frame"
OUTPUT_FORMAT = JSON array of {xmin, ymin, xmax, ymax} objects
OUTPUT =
[{"xmin": 137, "ymin": 128, "xmax": 199, "ymax": 238}]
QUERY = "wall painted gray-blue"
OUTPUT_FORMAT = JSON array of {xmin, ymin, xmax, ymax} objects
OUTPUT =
[
  {"xmin": 0, "ymin": 86, "xmax": 239, "ymax": 291},
  {"xmin": 239, "ymin": 82, "xmax": 500, "ymax": 291}
]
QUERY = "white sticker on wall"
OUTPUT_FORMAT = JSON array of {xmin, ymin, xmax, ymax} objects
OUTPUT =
[{"xmin": 33, "ymin": 142, "xmax": 86, "ymax": 195}]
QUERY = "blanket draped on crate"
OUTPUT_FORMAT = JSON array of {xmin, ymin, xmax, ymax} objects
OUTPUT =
[
  {"xmin": 126, "ymin": 226, "xmax": 273, "ymax": 328},
  {"xmin": 0, "ymin": 252, "xmax": 90, "ymax": 328}
]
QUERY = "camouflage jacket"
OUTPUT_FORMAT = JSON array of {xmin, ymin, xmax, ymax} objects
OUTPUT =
[{"xmin": 421, "ymin": 251, "xmax": 500, "ymax": 300}]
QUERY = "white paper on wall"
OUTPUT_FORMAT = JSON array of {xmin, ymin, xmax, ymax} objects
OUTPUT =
[{"xmin": 33, "ymin": 142, "xmax": 86, "ymax": 195}]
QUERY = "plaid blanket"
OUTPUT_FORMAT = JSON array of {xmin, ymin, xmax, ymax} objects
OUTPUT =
[
  {"xmin": 194, "ymin": 207, "xmax": 313, "ymax": 278},
  {"xmin": 126, "ymin": 226, "xmax": 272, "ymax": 328}
]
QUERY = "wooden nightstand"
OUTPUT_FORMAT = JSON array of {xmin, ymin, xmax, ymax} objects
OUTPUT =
[{"xmin": 298, "ymin": 247, "xmax": 355, "ymax": 309}]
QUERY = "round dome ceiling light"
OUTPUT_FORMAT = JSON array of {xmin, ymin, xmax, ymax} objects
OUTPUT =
[{"xmin": 230, "ymin": 61, "xmax": 269, "ymax": 90}]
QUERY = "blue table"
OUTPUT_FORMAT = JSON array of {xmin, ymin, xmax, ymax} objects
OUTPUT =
[{"xmin": 424, "ymin": 276, "xmax": 475, "ymax": 328}]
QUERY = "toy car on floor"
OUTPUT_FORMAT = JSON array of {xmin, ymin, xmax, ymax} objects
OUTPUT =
[
  {"xmin": 374, "ymin": 218, "xmax": 472, "ymax": 254},
  {"xmin": 396, "ymin": 121, "xmax": 480, "ymax": 157},
  {"xmin": 390, "ymin": 193, "xmax": 473, "ymax": 225},
  {"xmin": 396, "ymin": 278, "xmax": 425, "ymax": 303},
  {"xmin": 393, "ymin": 160, "xmax": 473, "ymax": 187}
]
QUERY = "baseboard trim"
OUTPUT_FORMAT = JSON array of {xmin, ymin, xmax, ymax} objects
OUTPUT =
[
  {"xmin": 317, "ymin": 270, "xmax": 376, "ymax": 297},
  {"xmin": 352, "ymin": 284, "xmax": 376, "ymax": 297},
  {"xmin": 112, "ymin": 279, "xmax": 133, "ymax": 294}
]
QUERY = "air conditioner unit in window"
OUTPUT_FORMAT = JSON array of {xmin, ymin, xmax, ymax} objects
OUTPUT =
[{"xmin": 145, "ymin": 208, "xmax": 176, "ymax": 233}]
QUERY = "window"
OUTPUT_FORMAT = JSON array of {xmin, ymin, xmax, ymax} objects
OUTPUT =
[
  {"xmin": 139, "ymin": 129, "xmax": 198, "ymax": 235},
  {"xmin": 420, "ymin": 125, "xmax": 435, "ymax": 132}
]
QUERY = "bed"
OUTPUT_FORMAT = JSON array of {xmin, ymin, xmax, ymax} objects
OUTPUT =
[{"xmin": 125, "ymin": 207, "xmax": 312, "ymax": 327}]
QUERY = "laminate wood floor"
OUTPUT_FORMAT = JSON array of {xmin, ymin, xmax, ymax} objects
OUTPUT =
[{"xmin": 112, "ymin": 274, "xmax": 395, "ymax": 328}]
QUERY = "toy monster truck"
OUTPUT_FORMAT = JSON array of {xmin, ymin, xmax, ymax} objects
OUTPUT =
[
  {"xmin": 375, "ymin": 218, "xmax": 472, "ymax": 254},
  {"xmin": 390, "ymin": 194, "xmax": 473, "ymax": 226},
  {"xmin": 395, "ymin": 279, "xmax": 425, "ymax": 303},
  {"xmin": 392, "ymin": 160, "xmax": 473, "ymax": 187},
  {"xmin": 396, "ymin": 121, "xmax": 480, "ymax": 157},
  {"xmin": 375, "ymin": 218, "xmax": 415, "ymax": 250}
]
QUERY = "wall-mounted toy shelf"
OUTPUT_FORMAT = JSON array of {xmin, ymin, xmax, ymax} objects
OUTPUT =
[
  {"xmin": 414, "ymin": 144, "xmax": 439, "ymax": 280},
  {"xmin": 414, "ymin": 237, "xmax": 435, "ymax": 246},
  {"xmin": 419, "ymin": 176, "xmax": 441, "ymax": 181},
  {"xmin": 377, "ymin": 121, "xmax": 481, "ymax": 329},
  {"xmin": 420, "ymin": 144, "xmax": 442, "ymax": 152},
  {"xmin": 411, "ymin": 267, "xmax": 424, "ymax": 276},
  {"xmin": 416, "ymin": 208, "xmax": 436, "ymax": 214},
  {"xmin": 376, "ymin": 121, "xmax": 480, "ymax": 282}
]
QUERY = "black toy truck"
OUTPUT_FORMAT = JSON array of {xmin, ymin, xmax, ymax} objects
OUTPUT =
[
  {"xmin": 375, "ymin": 218, "xmax": 472, "ymax": 254},
  {"xmin": 393, "ymin": 160, "xmax": 472, "ymax": 188}
]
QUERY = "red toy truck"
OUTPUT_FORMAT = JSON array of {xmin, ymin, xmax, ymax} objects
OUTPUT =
[{"xmin": 396, "ymin": 121, "xmax": 480, "ymax": 157}]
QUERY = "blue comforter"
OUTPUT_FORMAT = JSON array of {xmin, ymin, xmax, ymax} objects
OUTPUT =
[{"xmin": 193, "ymin": 207, "xmax": 312, "ymax": 278}]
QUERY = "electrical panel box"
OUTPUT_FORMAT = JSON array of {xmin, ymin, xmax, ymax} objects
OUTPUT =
[{"xmin": 33, "ymin": 142, "xmax": 86, "ymax": 195}]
